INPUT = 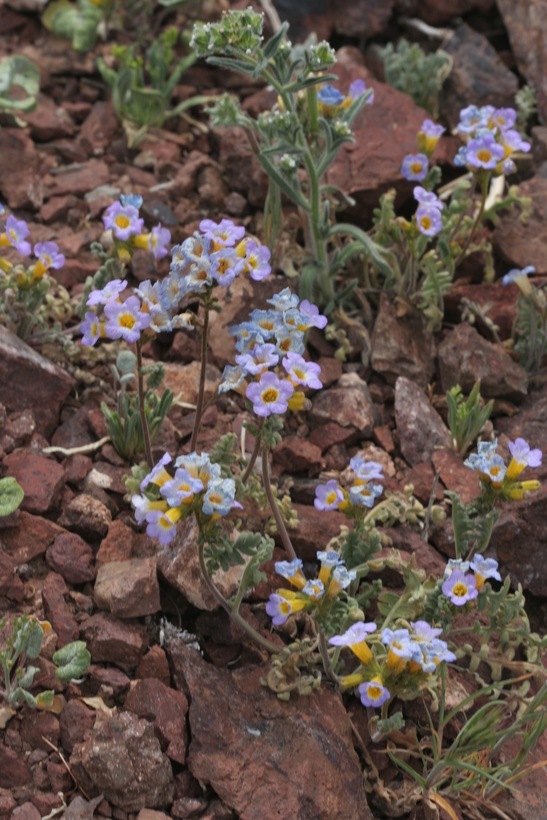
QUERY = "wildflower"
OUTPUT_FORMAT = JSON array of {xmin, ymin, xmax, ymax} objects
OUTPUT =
[
  {"xmin": 3, "ymin": 215, "xmax": 31, "ymax": 256},
  {"xmin": 441, "ymin": 569, "xmax": 479, "ymax": 606},
  {"xmin": 415, "ymin": 202, "xmax": 443, "ymax": 237},
  {"xmin": 236, "ymin": 343, "xmax": 279, "ymax": 376},
  {"xmin": 349, "ymin": 482, "xmax": 383, "ymax": 508},
  {"xmin": 489, "ymin": 107, "xmax": 517, "ymax": 132},
  {"xmin": 444, "ymin": 559, "xmax": 471, "ymax": 577},
  {"xmin": 499, "ymin": 129, "xmax": 531, "ymax": 159},
  {"xmin": 299, "ymin": 300, "xmax": 328, "ymax": 330},
  {"xmin": 401, "ymin": 153, "xmax": 429, "ymax": 181},
  {"xmin": 134, "ymin": 224, "xmax": 171, "ymax": 260},
  {"xmin": 316, "ymin": 550, "xmax": 343, "ymax": 584},
  {"xmin": 103, "ymin": 201, "xmax": 144, "ymax": 240},
  {"xmin": 317, "ymin": 84, "xmax": 345, "ymax": 114},
  {"xmin": 466, "ymin": 132, "xmax": 505, "ymax": 170},
  {"xmin": 314, "ymin": 479, "xmax": 345, "ymax": 511},
  {"xmin": 328, "ymin": 565, "xmax": 357, "ymax": 596},
  {"xmin": 248, "ymin": 309, "xmax": 278, "ymax": 339},
  {"xmin": 420, "ymin": 639, "xmax": 457, "ymax": 672},
  {"xmin": 282, "ymin": 352, "xmax": 322, "ymax": 389},
  {"xmin": 131, "ymin": 494, "xmax": 169, "ymax": 525},
  {"xmin": 267, "ymin": 287, "xmax": 299, "ymax": 312},
  {"xmin": 87, "ymin": 278, "xmax": 127, "ymax": 307},
  {"xmin": 266, "ymin": 590, "xmax": 307, "ymax": 625},
  {"xmin": 457, "ymin": 105, "xmax": 488, "ymax": 135},
  {"xmin": 382, "ymin": 628, "xmax": 420, "ymax": 673},
  {"xmin": 275, "ymin": 330, "xmax": 305, "ymax": 357},
  {"xmin": 33, "ymin": 241, "xmax": 65, "ymax": 273},
  {"xmin": 174, "ymin": 452, "xmax": 221, "ymax": 487},
  {"xmin": 201, "ymin": 477, "xmax": 240, "ymax": 517},
  {"xmin": 160, "ymin": 468, "xmax": 203, "ymax": 507},
  {"xmin": 350, "ymin": 456, "xmax": 384, "ymax": 483},
  {"xmin": 302, "ymin": 579, "xmax": 325, "ymax": 601},
  {"xmin": 502, "ymin": 265, "xmax": 535, "ymax": 290},
  {"xmin": 218, "ymin": 364, "xmax": 246, "ymax": 394},
  {"xmin": 470, "ymin": 555, "xmax": 501, "ymax": 588},
  {"xmin": 199, "ymin": 218, "xmax": 245, "ymax": 248},
  {"xmin": 358, "ymin": 677, "xmax": 391, "ymax": 708},
  {"xmin": 413, "ymin": 186, "xmax": 444, "ymax": 210},
  {"xmin": 246, "ymin": 371, "xmax": 294, "ymax": 417},
  {"xmin": 210, "ymin": 247, "xmax": 243, "ymax": 287},
  {"xmin": 349, "ymin": 79, "xmax": 373, "ymax": 102},
  {"xmin": 506, "ymin": 437, "xmax": 542, "ymax": 479},
  {"xmin": 329, "ymin": 622, "xmax": 377, "ymax": 665},
  {"xmin": 120, "ymin": 193, "xmax": 143, "ymax": 209},
  {"xmin": 144, "ymin": 507, "xmax": 182, "ymax": 546},
  {"xmin": 274, "ymin": 558, "xmax": 307, "ymax": 590},
  {"xmin": 80, "ymin": 312, "xmax": 104, "ymax": 346},
  {"xmin": 410, "ymin": 621, "xmax": 443, "ymax": 642},
  {"xmin": 104, "ymin": 295, "xmax": 151, "ymax": 343},
  {"xmin": 418, "ymin": 119, "xmax": 445, "ymax": 155},
  {"xmin": 141, "ymin": 452, "xmax": 172, "ymax": 491},
  {"xmin": 238, "ymin": 240, "xmax": 271, "ymax": 281}
]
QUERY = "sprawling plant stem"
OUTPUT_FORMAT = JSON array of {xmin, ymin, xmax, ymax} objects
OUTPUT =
[
  {"xmin": 261, "ymin": 445, "xmax": 296, "ymax": 560},
  {"xmin": 190, "ymin": 301, "xmax": 210, "ymax": 452},
  {"xmin": 135, "ymin": 339, "xmax": 153, "ymax": 468}
]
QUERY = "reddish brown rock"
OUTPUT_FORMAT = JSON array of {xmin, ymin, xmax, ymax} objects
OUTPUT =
[
  {"xmin": 136, "ymin": 646, "xmax": 171, "ymax": 686},
  {"xmin": 160, "ymin": 360, "xmax": 221, "ymax": 408},
  {"xmin": 0, "ymin": 550, "xmax": 26, "ymax": 601},
  {"xmin": 96, "ymin": 517, "xmax": 156, "ymax": 565},
  {"xmin": 309, "ymin": 382, "xmax": 375, "ymax": 434},
  {"xmin": 432, "ymin": 447, "xmax": 481, "ymax": 505},
  {"xmin": 20, "ymin": 711, "xmax": 60, "ymax": 752},
  {"xmin": 273, "ymin": 436, "xmax": 324, "ymax": 475},
  {"xmin": 440, "ymin": 23, "xmax": 519, "ymax": 128},
  {"xmin": 46, "ymin": 531, "xmax": 96, "ymax": 584},
  {"xmin": 0, "ymin": 745, "xmax": 32, "ymax": 788},
  {"xmin": 2, "ymin": 451, "xmax": 65, "ymax": 515},
  {"xmin": 169, "ymin": 644, "xmax": 372, "ymax": 820},
  {"xmin": 44, "ymin": 159, "xmax": 110, "ymax": 198},
  {"xmin": 0, "ymin": 127, "xmax": 43, "ymax": 209},
  {"xmin": 78, "ymin": 100, "xmax": 120, "ymax": 154},
  {"xmin": 0, "ymin": 326, "xmax": 75, "ymax": 438},
  {"xmin": 94, "ymin": 558, "xmax": 161, "ymax": 618},
  {"xmin": 80, "ymin": 612, "xmax": 149, "ymax": 670},
  {"xmin": 59, "ymin": 699, "xmax": 96, "ymax": 754},
  {"xmin": 124, "ymin": 678, "xmax": 189, "ymax": 764},
  {"xmin": 493, "ymin": 165, "xmax": 547, "ymax": 275},
  {"xmin": 394, "ymin": 378, "xmax": 452, "ymax": 467},
  {"xmin": 41, "ymin": 572, "xmax": 80, "ymax": 646},
  {"xmin": 444, "ymin": 282, "xmax": 518, "ymax": 340},
  {"xmin": 0, "ymin": 511, "xmax": 63, "ymax": 563},
  {"xmin": 291, "ymin": 503, "xmax": 347, "ymax": 562},
  {"xmin": 438, "ymin": 324, "xmax": 528, "ymax": 400},
  {"xmin": 57, "ymin": 493, "xmax": 112, "ymax": 540},
  {"xmin": 330, "ymin": 0, "xmax": 394, "ymax": 38},
  {"xmin": 71, "ymin": 711, "xmax": 174, "ymax": 812},
  {"xmin": 491, "ymin": 488, "xmax": 547, "ymax": 597},
  {"xmin": 371, "ymin": 295, "xmax": 436, "ymax": 388},
  {"xmin": 24, "ymin": 93, "xmax": 75, "ymax": 142},
  {"xmin": 309, "ymin": 420, "xmax": 359, "ymax": 451},
  {"xmin": 497, "ymin": 0, "xmax": 547, "ymax": 124}
]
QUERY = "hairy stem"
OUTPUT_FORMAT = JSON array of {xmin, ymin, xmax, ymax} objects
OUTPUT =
[
  {"xmin": 261, "ymin": 445, "xmax": 297, "ymax": 560},
  {"xmin": 135, "ymin": 340, "xmax": 153, "ymax": 468},
  {"xmin": 190, "ymin": 302, "xmax": 210, "ymax": 452}
]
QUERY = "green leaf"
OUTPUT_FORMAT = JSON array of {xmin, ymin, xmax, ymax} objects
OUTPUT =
[
  {"xmin": 53, "ymin": 641, "xmax": 91, "ymax": 681},
  {"xmin": 0, "ymin": 55, "xmax": 39, "ymax": 113},
  {"xmin": 0, "ymin": 477, "xmax": 24, "ymax": 517}
]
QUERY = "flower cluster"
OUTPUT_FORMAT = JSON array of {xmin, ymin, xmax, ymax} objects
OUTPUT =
[
  {"xmin": 265, "ymin": 551, "xmax": 357, "ymax": 626},
  {"xmin": 314, "ymin": 456, "xmax": 384, "ymax": 514},
  {"xmin": 0, "ymin": 212, "xmax": 65, "ymax": 282},
  {"xmin": 329, "ymin": 619, "xmax": 456, "ymax": 709},
  {"xmin": 464, "ymin": 437, "xmax": 542, "ymax": 500},
  {"xmin": 220, "ymin": 287, "xmax": 326, "ymax": 417},
  {"xmin": 400, "ymin": 117, "xmax": 445, "ymax": 182},
  {"xmin": 453, "ymin": 105, "xmax": 530, "ymax": 176},
  {"xmin": 103, "ymin": 195, "xmax": 171, "ymax": 261},
  {"xmin": 441, "ymin": 556, "xmax": 502, "ymax": 607},
  {"xmin": 132, "ymin": 451, "xmax": 242, "ymax": 545}
]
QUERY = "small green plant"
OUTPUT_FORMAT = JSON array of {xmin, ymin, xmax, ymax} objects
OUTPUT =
[
  {"xmin": 97, "ymin": 26, "xmax": 209, "ymax": 146},
  {"xmin": 0, "ymin": 616, "xmax": 91, "ymax": 720},
  {"xmin": 42, "ymin": 0, "xmax": 109, "ymax": 53},
  {"xmin": 0, "ymin": 55, "xmax": 40, "ymax": 116},
  {"xmin": 503, "ymin": 266, "xmax": 547, "ymax": 374},
  {"xmin": 379, "ymin": 39, "xmax": 452, "ymax": 118},
  {"xmin": 101, "ymin": 349, "xmax": 174, "ymax": 462},
  {"xmin": 0, "ymin": 477, "xmax": 24, "ymax": 517},
  {"xmin": 191, "ymin": 9, "xmax": 390, "ymax": 311},
  {"xmin": 446, "ymin": 381, "xmax": 493, "ymax": 457}
]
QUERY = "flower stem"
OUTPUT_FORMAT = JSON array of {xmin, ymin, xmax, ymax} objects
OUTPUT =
[
  {"xmin": 135, "ymin": 340, "xmax": 153, "ymax": 468},
  {"xmin": 453, "ymin": 172, "xmax": 490, "ymax": 269},
  {"xmin": 241, "ymin": 420, "xmax": 264, "ymax": 485},
  {"xmin": 197, "ymin": 537, "xmax": 280, "ymax": 655},
  {"xmin": 190, "ymin": 302, "xmax": 210, "ymax": 452},
  {"xmin": 261, "ymin": 445, "xmax": 297, "ymax": 560},
  {"xmin": 318, "ymin": 632, "xmax": 339, "ymax": 686}
]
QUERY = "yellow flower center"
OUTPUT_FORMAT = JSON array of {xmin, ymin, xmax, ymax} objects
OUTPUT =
[
  {"xmin": 452, "ymin": 582, "xmax": 468, "ymax": 598},
  {"xmin": 410, "ymin": 162, "xmax": 423, "ymax": 175},
  {"xmin": 476, "ymin": 149, "xmax": 492, "ymax": 164},
  {"xmin": 262, "ymin": 387, "xmax": 279, "ymax": 404},
  {"xmin": 119, "ymin": 313, "xmax": 136, "ymax": 329},
  {"xmin": 115, "ymin": 215, "xmax": 131, "ymax": 229},
  {"xmin": 420, "ymin": 216, "xmax": 432, "ymax": 230}
]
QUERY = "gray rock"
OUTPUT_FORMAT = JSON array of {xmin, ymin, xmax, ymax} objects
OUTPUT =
[{"xmin": 395, "ymin": 377, "xmax": 452, "ymax": 466}]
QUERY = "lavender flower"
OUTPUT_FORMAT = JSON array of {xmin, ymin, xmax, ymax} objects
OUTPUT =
[
  {"xmin": 401, "ymin": 153, "xmax": 429, "ymax": 181},
  {"xmin": 103, "ymin": 201, "xmax": 144, "ymax": 240},
  {"xmin": 314, "ymin": 480, "xmax": 345, "ymax": 511},
  {"xmin": 199, "ymin": 218, "xmax": 245, "ymax": 248},
  {"xmin": 466, "ymin": 132, "xmax": 505, "ymax": 170},
  {"xmin": 33, "ymin": 241, "xmax": 65, "ymax": 270},
  {"xmin": 282, "ymin": 352, "xmax": 322, "ymax": 389},
  {"xmin": 87, "ymin": 278, "xmax": 128, "ymax": 306},
  {"xmin": 103, "ymin": 295, "xmax": 151, "ymax": 343},
  {"xmin": 358, "ymin": 678, "xmax": 391, "ymax": 708},
  {"xmin": 5, "ymin": 215, "xmax": 31, "ymax": 256},
  {"xmin": 502, "ymin": 265, "xmax": 535, "ymax": 286},
  {"xmin": 415, "ymin": 202, "xmax": 443, "ymax": 237},
  {"xmin": 441, "ymin": 569, "xmax": 479, "ymax": 606},
  {"xmin": 245, "ymin": 371, "xmax": 294, "ymax": 417}
]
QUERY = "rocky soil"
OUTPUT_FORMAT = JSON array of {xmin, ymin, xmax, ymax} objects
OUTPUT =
[{"xmin": 0, "ymin": 0, "xmax": 546, "ymax": 818}]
